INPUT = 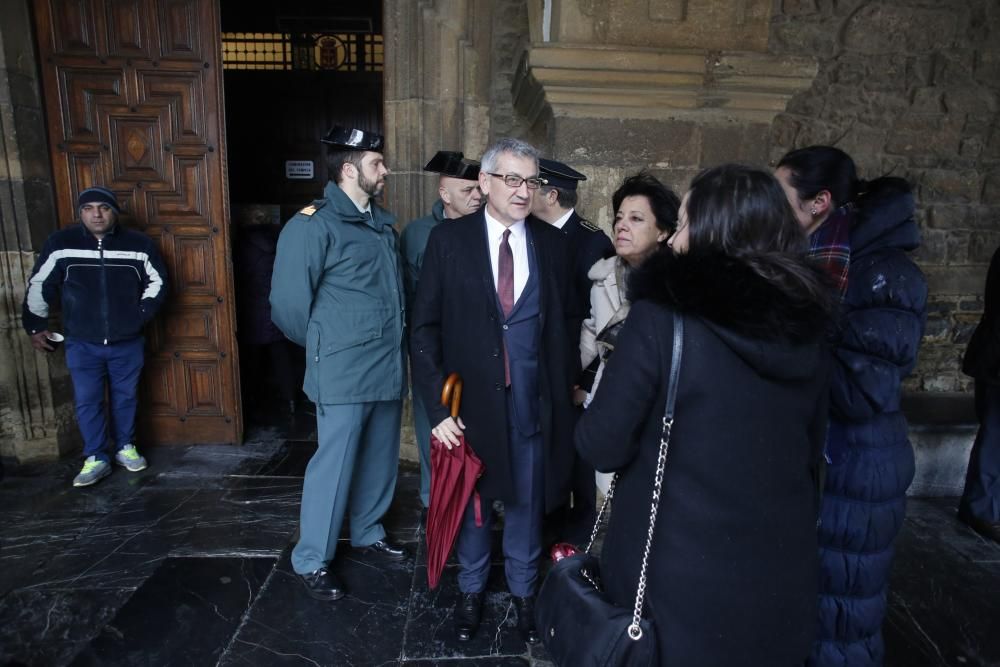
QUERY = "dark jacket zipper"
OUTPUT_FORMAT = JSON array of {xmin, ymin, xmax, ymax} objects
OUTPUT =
[{"xmin": 98, "ymin": 237, "xmax": 109, "ymax": 345}]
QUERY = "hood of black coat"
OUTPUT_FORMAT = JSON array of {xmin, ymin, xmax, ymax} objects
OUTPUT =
[
  {"xmin": 851, "ymin": 177, "xmax": 920, "ymax": 257},
  {"xmin": 628, "ymin": 250, "xmax": 830, "ymax": 382}
]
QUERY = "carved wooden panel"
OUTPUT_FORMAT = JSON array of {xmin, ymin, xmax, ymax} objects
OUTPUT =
[
  {"xmin": 34, "ymin": 0, "xmax": 242, "ymax": 446},
  {"xmin": 137, "ymin": 71, "xmax": 206, "ymax": 143},
  {"xmin": 164, "ymin": 304, "xmax": 220, "ymax": 350},
  {"xmin": 147, "ymin": 157, "xmax": 209, "ymax": 221},
  {"xmin": 108, "ymin": 113, "xmax": 167, "ymax": 182},
  {"xmin": 106, "ymin": 0, "xmax": 154, "ymax": 57},
  {"xmin": 157, "ymin": 0, "xmax": 201, "ymax": 60},
  {"xmin": 184, "ymin": 360, "xmax": 223, "ymax": 415},
  {"xmin": 48, "ymin": 0, "xmax": 97, "ymax": 55},
  {"xmin": 170, "ymin": 233, "xmax": 216, "ymax": 294},
  {"xmin": 141, "ymin": 357, "xmax": 179, "ymax": 415},
  {"xmin": 66, "ymin": 152, "xmax": 106, "ymax": 195},
  {"xmin": 59, "ymin": 69, "xmax": 125, "ymax": 141}
]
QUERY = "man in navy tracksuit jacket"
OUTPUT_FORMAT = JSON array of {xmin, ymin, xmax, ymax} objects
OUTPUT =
[{"xmin": 22, "ymin": 187, "xmax": 168, "ymax": 487}]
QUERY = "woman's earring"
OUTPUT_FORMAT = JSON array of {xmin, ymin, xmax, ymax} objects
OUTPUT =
[{"xmin": 810, "ymin": 207, "xmax": 818, "ymax": 216}]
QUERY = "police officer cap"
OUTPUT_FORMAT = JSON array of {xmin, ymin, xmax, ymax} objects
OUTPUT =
[
  {"xmin": 539, "ymin": 158, "xmax": 587, "ymax": 191},
  {"xmin": 321, "ymin": 125, "xmax": 384, "ymax": 151},
  {"xmin": 423, "ymin": 151, "xmax": 480, "ymax": 181}
]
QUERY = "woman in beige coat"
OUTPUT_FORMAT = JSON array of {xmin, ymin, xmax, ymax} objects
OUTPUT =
[{"xmin": 578, "ymin": 172, "xmax": 680, "ymax": 415}]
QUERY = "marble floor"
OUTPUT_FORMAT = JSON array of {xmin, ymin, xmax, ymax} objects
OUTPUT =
[{"xmin": 1, "ymin": 414, "xmax": 998, "ymax": 667}]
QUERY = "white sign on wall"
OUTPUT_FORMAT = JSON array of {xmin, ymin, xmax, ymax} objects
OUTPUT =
[{"xmin": 285, "ymin": 160, "xmax": 314, "ymax": 180}]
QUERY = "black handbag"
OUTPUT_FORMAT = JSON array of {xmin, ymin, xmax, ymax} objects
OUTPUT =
[{"xmin": 536, "ymin": 312, "xmax": 684, "ymax": 667}]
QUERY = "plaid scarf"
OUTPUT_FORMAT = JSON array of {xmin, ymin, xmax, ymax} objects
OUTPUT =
[{"xmin": 807, "ymin": 207, "xmax": 852, "ymax": 301}]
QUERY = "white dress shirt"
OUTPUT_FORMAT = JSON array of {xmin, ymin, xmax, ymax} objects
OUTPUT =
[
  {"xmin": 551, "ymin": 208, "xmax": 574, "ymax": 230},
  {"xmin": 484, "ymin": 206, "xmax": 530, "ymax": 305}
]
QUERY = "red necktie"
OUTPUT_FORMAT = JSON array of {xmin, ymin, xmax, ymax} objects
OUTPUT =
[
  {"xmin": 498, "ymin": 229, "xmax": 514, "ymax": 317},
  {"xmin": 498, "ymin": 229, "xmax": 514, "ymax": 385}
]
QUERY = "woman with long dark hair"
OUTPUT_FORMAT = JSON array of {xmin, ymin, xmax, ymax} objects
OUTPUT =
[
  {"xmin": 575, "ymin": 164, "xmax": 832, "ymax": 666},
  {"xmin": 776, "ymin": 146, "xmax": 928, "ymax": 667}
]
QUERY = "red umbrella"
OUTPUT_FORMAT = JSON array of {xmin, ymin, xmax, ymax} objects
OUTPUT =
[{"xmin": 426, "ymin": 372, "xmax": 484, "ymax": 589}]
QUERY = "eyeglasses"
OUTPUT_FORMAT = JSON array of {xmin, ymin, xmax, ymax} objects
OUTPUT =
[{"xmin": 487, "ymin": 173, "xmax": 544, "ymax": 190}]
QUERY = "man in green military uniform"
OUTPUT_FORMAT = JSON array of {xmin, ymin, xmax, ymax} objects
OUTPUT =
[
  {"xmin": 270, "ymin": 125, "xmax": 408, "ymax": 601},
  {"xmin": 400, "ymin": 150, "xmax": 481, "ymax": 507}
]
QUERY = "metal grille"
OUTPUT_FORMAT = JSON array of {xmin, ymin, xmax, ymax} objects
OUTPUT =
[
  {"xmin": 222, "ymin": 32, "xmax": 383, "ymax": 72},
  {"xmin": 222, "ymin": 33, "xmax": 292, "ymax": 70}
]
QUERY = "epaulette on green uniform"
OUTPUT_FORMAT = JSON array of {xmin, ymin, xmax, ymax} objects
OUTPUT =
[
  {"xmin": 579, "ymin": 217, "xmax": 601, "ymax": 232},
  {"xmin": 298, "ymin": 199, "xmax": 328, "ymax": 218}
]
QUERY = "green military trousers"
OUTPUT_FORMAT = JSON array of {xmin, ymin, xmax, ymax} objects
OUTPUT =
[{"xmin": 291, "ymin": 399, "xmax": 403, "ymax": 575}]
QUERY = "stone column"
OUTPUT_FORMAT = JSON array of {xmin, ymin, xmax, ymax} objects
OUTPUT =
[
  {"xmin": 384, "ymin": 0, "xmax": 494, "ymax": 227},
  {"xmin": 0, "ymin": 0, "xmax": 76, "ymax": 465},
  {"xmin": 383, "ymin": 0, "xmax": 496, "ymax": 460}
]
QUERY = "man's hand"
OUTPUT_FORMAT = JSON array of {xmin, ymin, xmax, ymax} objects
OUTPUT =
[
  {"xmin": 572, "ymin": 385, "xmax": 589, "ymax": 407},
  {"xmin": 432, "ymin": 416, "xmax": 466, "ymax": 450},
  {"xmin": 30, "ymin": 330, "xmax": 54, "ymax": 352}
]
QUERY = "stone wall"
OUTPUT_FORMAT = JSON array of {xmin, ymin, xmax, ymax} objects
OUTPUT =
[
  {"xmin": 489, "ymin": 0, "xmax": 533, "ymax": 139},
  {"xmin": 0, "ymin": 0, "xmax": 77, "ymax": 464},
  {"xmin": 768, "ymin": 0, "xmax": 1000, "ymax": 395}
]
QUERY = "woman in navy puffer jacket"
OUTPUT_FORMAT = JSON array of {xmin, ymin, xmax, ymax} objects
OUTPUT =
[{"xmin": 777, "ymin": 146, "xmax": 929, "ymax": 667}]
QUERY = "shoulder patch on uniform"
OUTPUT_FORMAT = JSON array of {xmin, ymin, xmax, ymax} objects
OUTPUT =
[
  {"xmin": 579, "ymin": 218, "xmax": 601, "ymax": 232},
  {"xmin": 298, "ymin": 199, "xmax": 327, "ymax": 217}
]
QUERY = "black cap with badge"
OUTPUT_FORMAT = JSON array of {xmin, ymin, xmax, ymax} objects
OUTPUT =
[
  {"xmin": 321, "ymin": 125, "xmax": 385, "ymax": 152},
  {"xmin": 423, "ymin": 151, "xmax": 480, "ymax": 181},
  {"xmin": 538, "ymin": 158, "xmax": 587, "ymax": 191}
]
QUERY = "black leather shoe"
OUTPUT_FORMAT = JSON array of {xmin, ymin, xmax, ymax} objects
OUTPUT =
[
  {"xmin": 357, "ymin": 539, "xmax": 409, "ymax": 561},
  {"xmin": 959, "ymin": 509, "xmax": 1000, "ymax": 544},
  {"xmin": 512, "ymin": 595, "xmax": 540, "ymax": 644},
  {"xmin": 454, "ymin": 591, "xmax": 484, "ymax": 642},
  {"xmin": 297, "ymin": 568, "xmax": 345, "ymax": 601}
]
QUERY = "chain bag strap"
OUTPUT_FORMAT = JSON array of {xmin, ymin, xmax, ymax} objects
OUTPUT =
[{"xmin": 583, "ymin": 312, "xmax": 684, "ymax": 642}]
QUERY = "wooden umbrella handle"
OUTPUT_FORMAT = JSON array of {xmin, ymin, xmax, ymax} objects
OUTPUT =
[{"xmin": 440, "ymin": 372, "xmax": 463, "ymax": 418}]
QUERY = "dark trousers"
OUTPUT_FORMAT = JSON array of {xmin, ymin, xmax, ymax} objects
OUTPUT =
[
  {"xmin": 961, "ymin": 380, "xmax": 1000, "ymax": 522},
  {"xmin": 546, "ymin": 409, "xmax": 596, "ymax": 546},
  {"xmin": 65, "ymin": 337, "xmax": 145, "ymax": 462},
  {"xmin": 456, "ymin": 397, "xmax": 544, "ymax": 598}
]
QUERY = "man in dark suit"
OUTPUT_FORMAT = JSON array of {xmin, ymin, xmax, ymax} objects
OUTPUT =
[
  {"xmin": 410, "ymin": 138, "xmax": 575, "ymax": 646},
  {"xmin": 533, "ymin": 158, "xmax": 614, "ymax": 546}
]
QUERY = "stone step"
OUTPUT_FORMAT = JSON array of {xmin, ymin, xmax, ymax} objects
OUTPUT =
[{"xmin": 904, "ymin": 392, "xmax": 977, "ymax": 498}]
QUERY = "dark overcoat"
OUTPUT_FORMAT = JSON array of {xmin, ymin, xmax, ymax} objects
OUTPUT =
[
  {"xmin": 576, "ymin": 249, "xmax": 831, "ymax": 667},
  {"xmin": 963, "ymin": 245, "xmax": 1000, "ymax": 381},
  {"xmin": 561, "ymin": 211, "xmax": 613, "ymax": 370},
  {"xmin": 410, "ymin": 209, "xmax": 576, "ymax": 512}
]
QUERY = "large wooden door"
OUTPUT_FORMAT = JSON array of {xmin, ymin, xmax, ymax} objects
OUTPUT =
[{"xmin": 34, "ymin": 0, "xmax": 242, "ymax": 445}]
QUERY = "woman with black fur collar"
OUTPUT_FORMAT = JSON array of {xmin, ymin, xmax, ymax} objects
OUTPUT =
[{"xmin": 575, "ymin": 164, "xmax": 833, "ymax": 667}]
